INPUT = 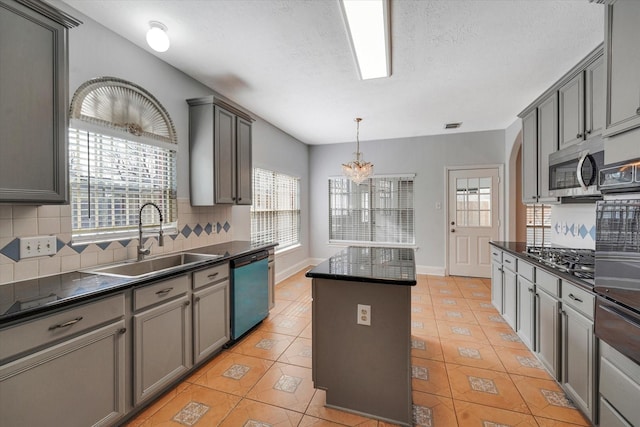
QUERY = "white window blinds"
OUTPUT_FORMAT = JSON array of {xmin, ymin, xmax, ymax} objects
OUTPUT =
[
  {"xmin": 251, "ymin": 168, "xmax": 300, "ymax": 249},
  {"xmin": 329, "ymin": 176, "xmax": 415, "ymax": 245},
  {"xmin": 69, "ymin": 128, "xmax": 178, "ymax": 243},
  {"xmin": 526, "ymin": 204, "xmax": 551, "ymax": 246}
]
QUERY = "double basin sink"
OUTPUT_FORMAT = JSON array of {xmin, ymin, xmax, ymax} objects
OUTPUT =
[{"xmin": 86, "ymin": 252, "xmax": 222, "ymax": 279}]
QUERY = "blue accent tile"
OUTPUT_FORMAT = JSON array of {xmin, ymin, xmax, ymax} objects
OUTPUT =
[
  {"xmin": 0, "ymin": 238, "xmax": 20, "ymax": 261},
  {"xmin": 589, "ymin": 226, "xmax": 596, "ymax": 241},
  {"xmin": 223, "ymin": 221, "xmax": 230, "ymax": 233},
  {"xmin": 216, "ymin": 222, "xmax": 222, "ymax": 233},
  {"xmin": 579, "ymin": 225, "xmax": 588, "ymax": 238},
  {"xmin": 71, "ymin": 244, "xmax": 88, "ymax": 254},
  {"xmin": 96, "ymin": 242, "xmax": 111, "ymax": 250},
  {"xmin": 193, "ymin": 224, "xmax": 203, "ymax": 236},
  {"xmin": 568, "ymin": 224, "xmax": 575, "ymax": 236},
  {"xmin": 56, "ymin": 238, "xmax": 66, "ymax": 252},
  {"xmin": 170, "ymin": 233, "xmax": 179, "ymax": 240},
  {"xmin": 181, "ymin": 225, "xmax": 192, "ymax": 238},
  {"xmin": 119, "ymin": 239, "xmax": 131, "ymax": 248},
  {"xmin": 554, "ymin": 223, "xmax": 561, "ymax": 234},
  {"xmin": 205, "ymin": 223, "xmax": 212, "ymax": 235}
]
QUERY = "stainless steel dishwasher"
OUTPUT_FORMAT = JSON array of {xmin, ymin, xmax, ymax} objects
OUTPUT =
[{"xmin": 230, "ymin": 250, "xmax": 269, "ymax": 340}]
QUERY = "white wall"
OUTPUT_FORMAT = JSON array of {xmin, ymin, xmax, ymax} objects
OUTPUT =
[
  {"xmin": 309, "ymin": 130, "xmax": 506, "ymax": 273},
  {"xmin": 0, "ymin": 2, "xmax": 310, "ymax": 284}
]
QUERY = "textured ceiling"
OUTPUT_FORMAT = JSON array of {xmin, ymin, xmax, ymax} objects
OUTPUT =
[{"xmin": 59, "ymin": 0, "xmax": 604, "ymax": 145}]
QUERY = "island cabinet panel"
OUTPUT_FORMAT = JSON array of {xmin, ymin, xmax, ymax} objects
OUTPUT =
[{"xmin": 312, "ymin": 278, "xmax": 412, "ymax": 426}]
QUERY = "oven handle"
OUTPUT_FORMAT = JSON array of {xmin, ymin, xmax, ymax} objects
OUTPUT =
[
  {"xmin": 576, "ymin": 151, "xmax": 589, "ymax": 190},
  {"xmin": 599, "ymin": 303, "xmax": 640, "ymax": 329}
]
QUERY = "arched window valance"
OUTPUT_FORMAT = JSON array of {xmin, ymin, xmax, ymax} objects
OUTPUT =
[{"xmin": 70, "ymin": 76, "xmax": 177, "ymax": 145}]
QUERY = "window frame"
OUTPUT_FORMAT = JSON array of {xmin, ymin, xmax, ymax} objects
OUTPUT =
[
  {"xmin": 328, "ymin": 175, "xmax": 416, "ymax": 247},
  {"xmin": 250, "ymin": 167, "xmax": 301, "ymax": 251}
]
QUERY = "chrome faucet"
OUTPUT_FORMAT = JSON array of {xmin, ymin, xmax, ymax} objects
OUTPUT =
[{"xmin": 138, "ymin": 202, "xmax": 164, "ymax": 261}]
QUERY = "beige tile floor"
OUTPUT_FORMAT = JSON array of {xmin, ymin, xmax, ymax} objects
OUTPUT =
[{"xmin": 123, "ymin": 270, "xmax": 592, "ymax": 427}]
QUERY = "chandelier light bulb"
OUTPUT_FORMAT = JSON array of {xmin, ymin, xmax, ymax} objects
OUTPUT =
[
  {"xmin": 146, "ymin": 21, "xmax": 170, "ymax": 52},
  {"xmin": 342, "ymin": 117, "xmax": 374, "ymax": 184}
]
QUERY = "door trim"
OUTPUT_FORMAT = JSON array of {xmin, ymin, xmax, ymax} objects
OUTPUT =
[{"xmin": 444, "ymin": 164, "xmax": 505, "ymax": 276}]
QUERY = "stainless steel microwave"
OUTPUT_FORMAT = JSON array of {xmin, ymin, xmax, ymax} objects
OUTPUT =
[{"xmin": 548, "ymin": 137, "xmax": 605, "ymax": 198}]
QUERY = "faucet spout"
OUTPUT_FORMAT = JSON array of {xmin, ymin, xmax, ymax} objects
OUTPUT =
[{"xmin": 138, "ymin": 202, "xmax": 164, "ymax": 261}]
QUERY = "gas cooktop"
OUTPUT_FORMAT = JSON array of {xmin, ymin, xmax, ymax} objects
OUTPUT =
[{"xmin": 524, "ymin": 246, "xmax": 595, "ymax": 282}]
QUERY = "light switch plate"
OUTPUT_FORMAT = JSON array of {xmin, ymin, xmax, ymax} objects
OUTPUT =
[{"xmin": 20, "ymin": 236, "xmax": 57, "ymax": 259}]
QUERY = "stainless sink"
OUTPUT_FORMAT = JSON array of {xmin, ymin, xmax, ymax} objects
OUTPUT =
[{"xmin": 85, "ymin": 253, "xmax": 222, "ymax": 278}]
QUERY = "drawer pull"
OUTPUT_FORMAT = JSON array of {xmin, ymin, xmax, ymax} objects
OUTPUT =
[
  {"xmin": 528, "ymin": 287, "xmax": 534, "ymax": 293},
  {"xmin": 207, "ymin": 272, "xmax": 219, "ymax": 279},
  {"xmin": 156, "ymin": 287, "xmax": 173, "ymax": 296},
  {"xmin": 504, "ymin": 259, "xmax": 512, "ymax": 264},
  {"xmin": 568, "ymin": 293, "xmax": 583, "ymax": 303},
  {"xmin": 49, "ymin": 317, "xmax": 83, "ymax": 331},
  {"xmin": 492, "ymin": 252, "xmax": 498, "ymax": 256},
  {"xmin": 185, "ymin": 301, "xmax": 191, "ymax": 307},
  {"xmin": 118, "ymin": 328, "xmax": 127, "ymax": 334}
]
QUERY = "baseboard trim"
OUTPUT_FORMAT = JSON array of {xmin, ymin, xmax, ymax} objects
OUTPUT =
[
  {"xmin": 415, "ymin": 265, "xmax": 446, "ymax": 276},
  {"xmin": 275, "ymin": 258, "xmax": 316, "ymax": 284}
]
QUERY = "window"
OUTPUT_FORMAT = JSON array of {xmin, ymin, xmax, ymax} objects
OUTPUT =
[
  {"xmin": 329, "ymin": 176, "xmax": 415, "ymax": 245},
  {"xmin": 526, "ymin": 204, "xmax": 551, "ymax": 246},
  {"xmin": 251, "ymin": 168, "xmax": 300, "ymax": 249},
  {"xmin": 68, "ymin": 129, "xmax": 177, "ymax": 242},
  {"xmin": 68, "ymin": 77, "xmax": 178, "ymax": 243}
]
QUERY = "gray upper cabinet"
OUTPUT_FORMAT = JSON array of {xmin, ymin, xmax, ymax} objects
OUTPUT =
[
  {"xmin": 187, "ymin": 96, "xmax": 254, "ymax": 206},
  {"xmin": 0, "ymin": 0, "xmax": 80, "ymax": 204},
  {"xmin": 521, "ymin": 110, "xmax": 539, "ymax": 203},
  {"xmin": 559, "ymin": 53, "xmax": 605, "ymax": 148},
  {"xmin": 559, "ymin": 73, "xmax": 585, "ymax": 148},
  {"xmin": 603, "ymin": 1, "xmax": 640, "ymax": 137},
  {"xmin": 537, "ymin": 93, "xmax": 559, "ymax": 202}
]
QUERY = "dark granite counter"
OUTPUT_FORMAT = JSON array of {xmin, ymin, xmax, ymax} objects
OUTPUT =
[
  {"xmin": 489, "ymin": 241, "xmax": 594, "ymax": 291},
  {"xmin": 305, "ymin": 246, "xmax": 416, "ymax": 286},
  {"xmin": 0, "ymin": 240, "xmax": 276, "ymax": 325}
]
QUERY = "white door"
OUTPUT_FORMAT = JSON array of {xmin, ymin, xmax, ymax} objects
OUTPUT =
[{"xmin": 448, "ymin": 168, "xmax": 500, "ymax": 278}]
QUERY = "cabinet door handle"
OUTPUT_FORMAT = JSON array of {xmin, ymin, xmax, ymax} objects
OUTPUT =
[
  {"xmin": 184, "ymin": 301, "xmax": 191, "ymax": 306},
  {"xmin": 568, "ymin": 293, "xmax": 583, "ymax": 303},
  {"xmin": 207, "ymin": 272, "xmax": 219, "ymax": 279},
  {"xmin": 49, "ymin": 316, "xmax": 83, "ymax": 331},
  {"xmin": 195, "ymin": 296, "xmax": 201, "ymax": 302},
  {"xmin": 118, "ymin": 328, "xmax": 127, "ymax": 334},
  {"xmin": 586, "ymin": 129, "xmax": 592, "ymax": 135},
  {"xmin": 156, "ymin": 287, "xmax": 173, "ymax": 296},
  {"xmin": 528, "ymin": 288, "xmax": 534, "ymax": 293},
  {"xmin": 576, "ymin": 133, "xmax": 583, "ymax": 139}
]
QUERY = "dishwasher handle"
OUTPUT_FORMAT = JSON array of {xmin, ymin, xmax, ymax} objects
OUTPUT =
[{"xmin": 231, "ymin": 250, "xmax": 269, "ymax": 268}]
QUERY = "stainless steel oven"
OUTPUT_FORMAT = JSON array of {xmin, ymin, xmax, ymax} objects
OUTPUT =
[
  {"xmin": 595, "ymin": 198, "xmax": 640, "ymax": 364},
  {"xmin": 548, "ymin": 138, "xmax": 604, "ymax": 198}
]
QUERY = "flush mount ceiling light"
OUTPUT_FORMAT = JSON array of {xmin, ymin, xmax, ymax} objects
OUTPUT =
[
  {"xmin": 342, "ymin": 118, "xmax": 374, "ymax": 184},
  {"xmin": 146, "ymin": 21, "xmax": 170, "ymax": 52},
  {"xmin": 340, "ymin": 0, "xmax": 391, "ymax": 80}
]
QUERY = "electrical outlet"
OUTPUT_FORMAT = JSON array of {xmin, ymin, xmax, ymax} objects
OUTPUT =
[
  {"xmin": 20, "ymin": 236, "xmax": 57, "ymax": 259},
  {"xmin": 357, "ymin": 304, "xmax": 371, "ymax": 326}
]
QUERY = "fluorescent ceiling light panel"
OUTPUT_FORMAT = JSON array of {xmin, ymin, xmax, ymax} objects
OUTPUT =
[{"xmin": 341, "ymin": 0, "xmax": 390, "ymax": 80}]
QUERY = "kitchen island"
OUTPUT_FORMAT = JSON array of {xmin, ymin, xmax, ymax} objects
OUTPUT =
[{"xmin": 305, "ymin": 246, "xmax": 416, "ymax": 426}]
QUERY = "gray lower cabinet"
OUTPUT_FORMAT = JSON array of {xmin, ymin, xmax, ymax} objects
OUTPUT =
[
  {"xmin": 193, "ymin": 280, "xmax": 230, "ymax": 364},
  {"xmin": 516, "ymin": 275, "xmax": 535, "ymax": 350},
  {"xmin": 0, "ymin": 320, "xmax": 126, "ymax": 426},
  {"xmin": 0, "ymin": 0, "xmax": 80, "ymax": 203},
  {"xmin": 603, "ymin": 1, "xmax": 640, "ymax": 137},
  {"xmin": 502, "ymin": 262, "xmax": 517, "ymax": 330},
  {"xmin": 560, "ymin": 280, "xmax": 597, "ymax": 423},
  {"xmin": 133, "ymin": 279, "xmax": 192, "ymax": 405},
  {"xmin": 599, "ymin": 340, "xmax": 640, "ymax": 427},
  {"xmin": 491, "ymin": 259, "xmax": 503, "ymax": 313},
  {"xmin": 535, "ymin": 287, "xmax": 560, "ymax": 379}
]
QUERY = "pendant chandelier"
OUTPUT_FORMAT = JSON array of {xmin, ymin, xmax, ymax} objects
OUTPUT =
[{"xmin": 342, "ymin": 117, "xmax": 373, "ymax": 184}]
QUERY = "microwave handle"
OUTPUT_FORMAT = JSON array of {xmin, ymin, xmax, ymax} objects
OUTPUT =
[{"xmin": 577, "ymin": 151, "xmax": 589, "ymax": 190}]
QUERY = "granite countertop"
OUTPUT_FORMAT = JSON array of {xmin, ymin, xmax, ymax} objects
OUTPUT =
[
  {"xmin": 0, "ymin": 240, "xmax": 276, "ymax": 325},
  {"xmin": 306, "ymin": 246, "xmax": 417, "ymax": 286},
  {"xmin": 489, "ymin": 241, "xmax": 594, "ymax": 291}
]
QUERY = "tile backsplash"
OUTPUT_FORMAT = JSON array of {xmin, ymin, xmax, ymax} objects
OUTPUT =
[
  {"xmin": 549, "ymin": 204, "xmax": 596, "ymax": 250},
  {"xmin": 0, "ymin": 199, "xmax": 233, "ymax": 284}
]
